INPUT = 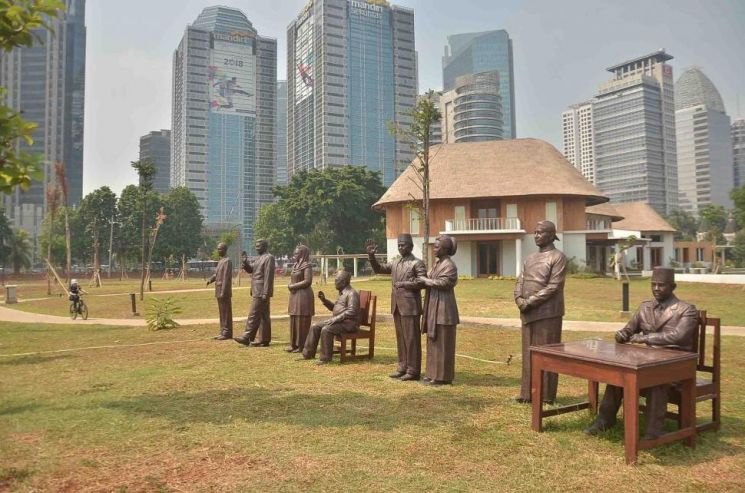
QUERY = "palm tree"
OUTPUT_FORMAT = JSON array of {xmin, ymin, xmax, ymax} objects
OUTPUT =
[{"xmin": 9, "ymin": 229, "xmax": 32, "ymax": 275}]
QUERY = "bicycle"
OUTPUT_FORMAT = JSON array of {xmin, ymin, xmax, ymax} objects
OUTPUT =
[{"xmin": 69, "ymin": 297, "xmax": 89, "ymax": 320}]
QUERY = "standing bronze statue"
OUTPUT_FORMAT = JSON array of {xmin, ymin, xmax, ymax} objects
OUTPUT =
[
  {"xmin": 586, "ymin": 267, "xmax": 698, "ymax": 439},
  {"xmin": 287, "ymin": 244, "xmax": 314, "ymax": 353},
  {"xmin": 367, "ymin": 234, "xmax": 426, "ymax": 381},
  {"xmin": 420, "ymin": 235, "xmax": 460, "ymax": 385},
  {"xmin": 302, "ymin": 270, "xmax": 360, "ymax": 365},
  {"xmin": 206, "ymin": 242, "xmax": 233, "ymax": 340},
  {"xmin": 513, "ymin": 220, "xmax": 567, "ymax": 404},
  {"xmin": 234, "ymin": 239, "xmax": 275, "ymax": 347}
]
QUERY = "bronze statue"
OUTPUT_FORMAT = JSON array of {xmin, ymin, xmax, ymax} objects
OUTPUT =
[
  {"xmin": 287, "ymin": 244, "xmax": 314, "ymax": 352},
  {"xmin": 419, "ymin": 235, "xmax": 459, "ymax": 385},
  {"xmin": 301, "ymin": 270, "xmax": 360, "ymax": 365},
  {"xmin": 206, "ymin": 242, "xmax": 233, "ymax": 340},
  {"xmin": 234, "ymin": 239, "xmax": 275, "ymax": 347},
  {"xmin": 513, "ymin": 220, "xmax": 567, "ymax": 403},
  {"xmin": 367, "ymin": 234, "xmax": 426, "ymax": 381},
  {"xmin": 585, "ymin": 267, "xmax": 698, "ymax": 439}
]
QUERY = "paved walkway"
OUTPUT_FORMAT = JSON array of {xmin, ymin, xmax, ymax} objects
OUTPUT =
[{"xmin": 1, "ymin": 305, "xmax": 744, "ymax": 336}]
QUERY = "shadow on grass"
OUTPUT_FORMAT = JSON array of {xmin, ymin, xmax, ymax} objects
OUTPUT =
[
  {"xmin": 0, "ymin": 403, "xmax": 42, "ymax": 416},
  {"xmin": 102, "ymin": 387, "xmax": 488, "ymax": 431},
  {"xmin": 456, "ymin": 371, "xmax": 521, "ymax": 388},
  {"xmin": 0, "ymin": 354, "xmax": 74, "ymax": 366}
]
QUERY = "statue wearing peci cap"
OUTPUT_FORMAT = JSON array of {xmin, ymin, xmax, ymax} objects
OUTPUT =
[{"xmin": 585, "ymin": 267, "xmax": 699, "ymax": 439}]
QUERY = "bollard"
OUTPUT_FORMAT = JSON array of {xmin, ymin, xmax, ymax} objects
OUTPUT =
[
  {"xmin": 148, "ymin": 280, "xmax": 152, "ymax": 292},
  {"xmin": 622, "ymin": 281, "xmax": 630, "ymax": 313},
  {"xmin": 130, "ymin": 293, "xmax": 138, "ymax": 315}
]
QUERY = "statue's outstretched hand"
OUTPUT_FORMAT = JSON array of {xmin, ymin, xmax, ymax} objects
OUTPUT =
[{"xmin": 364, "ymin": 239, "xmax": 377, "ymax": 256}]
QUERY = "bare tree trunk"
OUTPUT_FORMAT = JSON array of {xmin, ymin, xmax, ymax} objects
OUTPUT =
[
  {"xmin": 64, "ymin": 209, "xmax": 71, "ymax": 285},
  {"xmin": 139, "ymin": 204, "xmax": 146, "ymax": 301}
]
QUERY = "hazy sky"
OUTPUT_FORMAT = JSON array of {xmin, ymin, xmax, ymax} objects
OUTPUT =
[{"xmin": 83, "ymin": 0, "xmax": 745, "ymax": 195}]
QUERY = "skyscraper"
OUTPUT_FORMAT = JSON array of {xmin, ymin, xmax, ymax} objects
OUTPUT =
[
  {"xmin": 171, "ymin": 6, "xmax": 276, "ymax": 253},
  {"xmin": 276, "ymin": 80, "xmax": 288, "ymax": 187},
  {"xmin": 139, "ymin": 130, "xmax": 171, "ymax": 194},
  {"xmin": 439, "ymin": 71, "xmax": 503, "ymax": 144},
  {"xmin": 675, "ymin": 67, "xmax": 733, "ymax": 213},
  {"xmin": 561, "ymin": 101, "xmax": 595, "ymax": 183},
  {"xmin": 0, "ymin": 0, "xmax": 86, "ymax": 247},
  {"xmin": 733, "ymin": 119, "xmax": 745, "ymax": 188},
  {"xmin": 287, "ymin": 0, "xmax": 416, "ymax": 186},
  {"xmin": 442, "ymin": 30, "xmax": 515, "ymax": 139},
  {"xmin": 593, "ymin": 50, "xmax": 678, "ymax": 215}
]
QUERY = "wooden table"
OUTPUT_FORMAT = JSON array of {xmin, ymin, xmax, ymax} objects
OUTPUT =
[{"xmin": 530, "ymin": 340, "xmax": 697, "ymax": 464}]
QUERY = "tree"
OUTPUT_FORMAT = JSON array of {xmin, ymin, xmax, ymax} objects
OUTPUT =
[
  {"xmin": 698, "ymin": 204, "xmax": 727, "ymax": 245},
  {"xmin": 666, "ymin": 209, "xmax": 698, "ymax": 241},
  {"xmin": 54, "ymin": 163, "xmax": 72, "ymax": 283},
  {"xmin": 731, "ymin": 185, "xmax": 745, "ymax": 231},
  {"xmin": 131, "ymin": 159, "xmax": 157, "ymax": 300},
  {"xmin": 253, "ymin": 203, "xmax": 295, "ymax": 258},
  {"xmin": 78, "ymin": 186, "xmax": 117, "ymax": 286},
  {"xmin": 732, "ymin": 231, "xmax": 745, "ymax": 268},
  {"xmin": 8, "ymin": 228, "xmax": 32, "ymax": 274},
  {"xmin": 0, "ymin": 0, "xmax": 65, "ymax": 193},
  {"xmin": 154, "ymin": 187, "xmax": 203, "ymax": 276},
  {"xmin": 0, "ymin": 207, "xmax": 12, "ymax": 282},
  {"xmin": 387, "ymin": 89, "xmax": 442, "ymax": 267},
  {"xmin": 261, "ymin": 166, "xmax": 387, "ymax": 257}
]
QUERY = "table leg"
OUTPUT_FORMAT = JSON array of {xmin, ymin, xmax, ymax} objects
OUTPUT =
[
  {"xmin": 531, "ymin": 353, "xmax": 544, "ymax": 432},
  {"xmin": 588, "ymin": 380, "xmax": 599, "ymax": 413},
  {"xmin": 622, "ymin": 374, "xmax": 639, "ymax": 465},
  {"xmin": 681, "ymin": 377, "xmax": 696, "ymax": 448}
]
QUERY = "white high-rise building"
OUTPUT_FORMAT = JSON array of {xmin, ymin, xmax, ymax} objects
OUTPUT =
[
  {"xmin": 171, "ymin": 6, "xmax": 276, "ymax": 253},
  {"xmin": 674, "ymin": 67, "xmax": 733, "ymax": 214},
  {"xmin": 561, "ymin": 101, "xmax": 595, "ymax": 183},
  {"xmin": 733, "ymin": 119, "xmax": 745, "ymax": 189},
  {"xmin": 439, "ymin": 71, "xmax": 503, "ymax": 144},
  {"xmin": 593, "ymin": 50, "xmax": 678, "ymax": 215},
  {"xmin": 287, "ymin": 0, "xmax": 416, "ymax": 185}
]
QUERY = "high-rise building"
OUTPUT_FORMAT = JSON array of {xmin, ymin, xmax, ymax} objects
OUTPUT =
[
  {"xmin": 0, "ymin": 0, "xmax": 86, "ymax": 249},
  {"xmin": 287, "ymin": 0, "xmax": 416, "ymax": 186},
  {"xmin": 171, "ymin": 6, "xmax": 276, "ymax": 253},
  {"xmin": 593, "ymin": 50, "xmax": 678, "ymax": 215},
  {"xmin": 675, "ymin": 67, "xmax": 733, "ymax": 213},
  {"xmin": 442, "ymin": 30, "xmax": 515, "ymax": 139},
  {"xmin": 561, "ymin": 101, "xmax": 595, "ymax": 183},
  {"xmin": 139, "ymin": 130, "xmax": 171, "ymax": 194},
  {"xmin": 734, "ymin": 119, "xmax": 745, "ymax": 188},
  {"xmin": 439, "ymin": 71, "xmax": 503, "ymax": 144},
  {"xmin": 276, "ymin": 80, "xmax": 288, "ymax": 187}
]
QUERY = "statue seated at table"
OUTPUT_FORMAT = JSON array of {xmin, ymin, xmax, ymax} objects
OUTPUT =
[{"xmin": 585, "ymin": 267, "xmax": 698, "ymax": 439}]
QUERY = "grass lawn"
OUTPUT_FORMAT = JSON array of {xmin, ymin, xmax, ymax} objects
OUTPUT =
[
  {"xmin": 6, "ymin": 276, "xmax": 745, "ymax": 326},
  {"xmin": 1, "ymin": 320, "xmax": 744, "ymax": 491}
]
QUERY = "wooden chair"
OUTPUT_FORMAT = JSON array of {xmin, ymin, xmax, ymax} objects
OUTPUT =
[
  {"xmin": 667, "ymin": 310, "xmax": 721, "ymax": 433},
  {"xmin": 334, "ymin": 289, "xmax": 376, "ymax": 363}
]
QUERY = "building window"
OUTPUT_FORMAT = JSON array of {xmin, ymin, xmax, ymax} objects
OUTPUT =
[
  {"xmin": 454, "ymin": 205, "xmax": 466, "ymax": 230},
  {"xmin": 545, "ymin": 201, "xmax": 557, "ymax": 224},
  {"xmin": 696, "ymin": 248, "xmax": 705, "ymax": 262},
  {"xmin": 409, "ymin": 208, "xmax": 420, "ymax": 235},
  {"xmin": 505, "ymin": 203, "xmax": 518, "ymax": 218}
]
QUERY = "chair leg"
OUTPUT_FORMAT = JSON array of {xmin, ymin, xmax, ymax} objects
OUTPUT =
[
  {"xmin": 369, "ymin": 335, "xmax": 374, "ymax": 359},
  {"xmin": 351, "ymin": 338, "xmax": 357, "ymax": 356},
  {"xmin": 339, "ymin": 336, "xmax": 347, "ymax": 363},
  {"xmin": 713, "ymin": 396, "xmax": 720, "ymax": 431}
]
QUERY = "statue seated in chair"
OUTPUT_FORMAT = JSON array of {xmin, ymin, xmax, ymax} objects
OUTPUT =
[{"xmin": 585, "ymin": 267, "xmax": 698, "ymax": 439}]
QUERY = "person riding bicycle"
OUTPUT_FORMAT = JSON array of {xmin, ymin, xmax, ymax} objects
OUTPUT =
[{"xmin": 69, "ymin": 279, "xmax": 87, "ymax": 308}]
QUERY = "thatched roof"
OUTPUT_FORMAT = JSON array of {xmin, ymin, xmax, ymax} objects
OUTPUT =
[
  {"xmin": 373, "ymin": 139, "xmax": 608, "ymax": 209},
  {"xmin": 608, "ymin": 202, "xmax": 677, "ymax": 232},
  {"xmin": 586, "ymin": 203, "xmax": 624, "ymax": 221}
]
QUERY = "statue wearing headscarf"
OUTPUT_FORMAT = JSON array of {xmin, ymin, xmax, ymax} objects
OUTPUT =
[{"xmin": 286, "ymin": 244, "xmax": 314, "ymax": 352}]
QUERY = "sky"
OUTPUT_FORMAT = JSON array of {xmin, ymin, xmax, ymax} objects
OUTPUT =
[{"xmin": 83, "ymin": 0, "xmax": 745, "ymax": 196}]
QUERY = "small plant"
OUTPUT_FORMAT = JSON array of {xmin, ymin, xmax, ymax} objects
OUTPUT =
[
  {"xmin": 145, "ymin": 297, "xmax": 181, "ymax": 331},
  {"xmin": 488, "ymin": 275, "xmax": 517, "ymax": 281},
  {"xmin": 457, "ymin": 275, "xmax": 474, "ymax": 281}
]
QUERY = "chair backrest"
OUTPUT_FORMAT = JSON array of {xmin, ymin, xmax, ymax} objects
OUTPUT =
[
  {"xmin": 358, "ymin": 289, "xmax": 372, "ymax": 326},
  {"xmin": 694, "ymin": 310, "xmax": 721, "ymax": 380}
]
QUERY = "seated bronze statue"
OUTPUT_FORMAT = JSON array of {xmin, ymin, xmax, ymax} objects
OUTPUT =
[{"xmin": 585, "ymin": 267, "xmax": 698, "ymax": 439}]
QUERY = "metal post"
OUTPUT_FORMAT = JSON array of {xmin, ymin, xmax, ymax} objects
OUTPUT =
[
  {"xmin": 353, "ymin": 257, "xmax": 358, "ymax": 278},
  {"xmin": 622, "ymin": 281, "xmax": 629, "ymax": 313},
  {"xmin": 130, "ymin": 293, "xmax": 137, "ymax": 315},
  {"xmin": 148, "ymin": 279, "xmax": 152, "ymax": 292}
]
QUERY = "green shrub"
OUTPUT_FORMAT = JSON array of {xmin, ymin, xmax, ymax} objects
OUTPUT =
[{"xmin": 145, "ymin": 297, "xmax": 182, "ymax": 331}]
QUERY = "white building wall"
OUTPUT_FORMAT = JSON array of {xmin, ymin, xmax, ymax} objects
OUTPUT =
[
  {"xmin": 561, "ymin": 232, "xmax": 588, "ymax": 268},
  {"xmin": 501, "ymin": 240, "xmax": 517, "ymax": 276}
]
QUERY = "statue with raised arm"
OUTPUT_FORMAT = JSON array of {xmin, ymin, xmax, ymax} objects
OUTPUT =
[
  {"xmin": 513, "ymin": 220, "xmax": 567, "ymax": 404},
  {"xmin": 301, "ymin": 270, "xmax": 359, "ymax": 365},
  {"xmin": 234, "ymin": 239, "xmax": 275, "ymax": 347},
  {"xmin": 206, "ymin": 242, "xmax": 233, "ymax": 340},
  {"xmin": 366, "ymin": 234, "xmax": 426, "ymax": 381}
]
